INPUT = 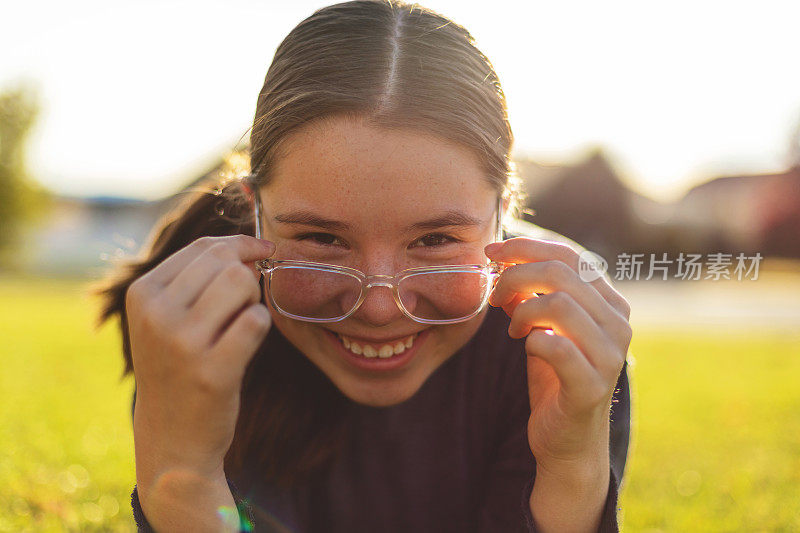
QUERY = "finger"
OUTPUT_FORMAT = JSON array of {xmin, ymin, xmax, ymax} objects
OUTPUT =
[
  {"xmin": 508, "ymin": 292, "xmax": 611, "ymax": 370},
  {"xmin": 525, "ymin": 329, "xmax": 603, "ymax": 407},
  {"xmin": 162, "ymin": 253, "xmax": 226, "ymax": 310},
  {"xmin": 490, "ymin": 260, "xmax": 618, "ymax": 331},
  {"xmin": 187, "ymin": 262, "xmax": 262, "ymax": 347},
  {"xmin": 500, "ymin": 291, "xmax": 534, "ymax": 317},
  {"xmin": 208, "ymin": 303, "xmax": 272, "ymax": 378},
  {"xmin": 163, "ymin": 240, "xmax": 265, "ymax": 310},
  {"xmin": 146, "ymin": 235, "xmax": 274, "ymax": 288},
  {"xmin": 486, "ymin": 238, "xmax": 630, "ymax": 320}
]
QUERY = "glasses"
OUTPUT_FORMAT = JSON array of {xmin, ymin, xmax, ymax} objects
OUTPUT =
[{"xmin": 247, "ymin": 175, "xmax": 506, "ymax": 324}]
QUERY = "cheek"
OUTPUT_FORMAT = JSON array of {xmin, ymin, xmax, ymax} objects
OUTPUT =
[
  {"xmin": 268, "ymin": 268, "xmax": 360, "ymax": 319},
  {"xmin": 267, "ymin": 303, "xmax": 318, "ymax": 347},
  {"xmin": 444, "ymin": 315, "xmax": 486, "ymax": 351},
  {"xmin": 398, "ymin": 270, "xmax": 489, "ymax": 320},
  {"xmin": 423, "ymin": 320, "xmax": 483, "ymax": 364}
]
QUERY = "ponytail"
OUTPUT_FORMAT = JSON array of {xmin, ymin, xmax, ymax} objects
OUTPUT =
[{"xmin": 89, "ymin": 168, "xmax": 253, "ymax": 376}]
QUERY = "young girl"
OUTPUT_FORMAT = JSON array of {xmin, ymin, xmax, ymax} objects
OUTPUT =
[{"xmin": 94, "ymin": 1, "xmax": 632, "ymax": 531}]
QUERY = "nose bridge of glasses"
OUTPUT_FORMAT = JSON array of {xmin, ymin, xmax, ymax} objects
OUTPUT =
[{"xmin": 364, "ymin": 274, "xmax": 395, "ymax": 289}]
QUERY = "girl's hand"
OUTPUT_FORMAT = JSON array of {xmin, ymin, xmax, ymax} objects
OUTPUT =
[
  {"xmin": 485, "ymin": 237, "xmax": 632, "ymax": 470},
  {"xmin": 125, "ymin": 235, "xmax": 275, "ymax": 497}
]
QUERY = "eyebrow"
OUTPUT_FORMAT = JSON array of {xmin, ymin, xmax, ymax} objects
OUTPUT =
[
  {"xmin": 273, "ymin": 211, "xmax": 350, "ymax": 231},
  {"xmin": 407, "ymin": 211, "xmax": 483, "ymax": 231},
  {"xmin": 272, "ymin": 209, "xmax": 484, "ymax": 232}
]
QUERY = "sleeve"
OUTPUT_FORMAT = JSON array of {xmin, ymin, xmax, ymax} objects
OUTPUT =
[
  {"xmin": 478, "ymin": 355, "xmax": 631, "ymax": 533},
  {"xmin": 130, "ymin": 478, "xmax": 256, "ymax": 532}
]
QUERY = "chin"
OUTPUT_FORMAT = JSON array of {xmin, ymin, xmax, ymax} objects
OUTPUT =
[{"xmin": 336, "ymin": 377, "xmax": 426, "ymax": 407}]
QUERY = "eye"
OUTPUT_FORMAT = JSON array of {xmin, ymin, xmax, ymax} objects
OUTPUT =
[
  {"xmin": 411, "ymin": 233, "xmax": 461, "ymax": 248},
  {"xmin": 295, "ymin": 232, "xmax": 347, "ymax": 247}
]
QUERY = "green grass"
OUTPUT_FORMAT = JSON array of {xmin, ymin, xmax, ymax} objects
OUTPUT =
[
  {"xmin": 0, "ymin": 275, "xmax": 135, "ymax": 532},
  {"xmin": 1, "ymin": 275, "xmax": 799, "ymax": 531},
  {"xmin": 619, "ymin": 328, "xmax": 800, "ymax": 531}
]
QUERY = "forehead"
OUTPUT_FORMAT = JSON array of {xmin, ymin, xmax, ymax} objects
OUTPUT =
[{"xmin": 262, "ymin": 115, "xmax": 496, "ymax": 219}]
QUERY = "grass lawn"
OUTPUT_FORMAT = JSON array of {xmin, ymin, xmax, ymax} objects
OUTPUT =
[
  {"xmin": 0, "ymin": 275, "xmax": 135, "ymax": 532},
  {"xmin": 619, "ymin": 328, "xmax": 800, "ymax": 531},
  {"xmin": 1, "ymin": 274, "xmax": 798, "ymax": 531}
]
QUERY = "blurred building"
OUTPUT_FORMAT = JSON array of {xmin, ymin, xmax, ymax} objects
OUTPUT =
[
  {"xmin": 517, "ymin": 149, "xmax": 650, "ymax": 261},
  {"xmin": 675, "ymin": 166, "xmax": 800, "ymax": 258},
  {"xmin": 18, "ymin": 195, "xmax": 162, "ymax": 277},
  {"xmin": 17, "ymin": 151, "xmax": 800, "ymax": 278},
  {"xmin": 19, "ymin": 161, "xmax": 227, "ymax": 278},
  {"xmin": 516, "ymin": 151, "xmax": 800, "ymax": 266}
]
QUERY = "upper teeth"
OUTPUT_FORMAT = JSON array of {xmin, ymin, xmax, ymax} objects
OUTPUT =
[{"xmin": 337, "ymin": 333, "xmax": 418, "ymax": 358}]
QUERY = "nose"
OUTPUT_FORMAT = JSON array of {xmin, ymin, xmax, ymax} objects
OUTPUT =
[
  {"xmin": 349, "ymin": 252, "xmax": 407, "ymax": 326},
  {"xmin": 351, "ymin": 283, "xmax": 405, "ymax": 327}
]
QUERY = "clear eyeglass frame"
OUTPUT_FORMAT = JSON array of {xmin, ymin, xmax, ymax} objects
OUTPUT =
[{"xmin": 245, "ymin": 174, "xmax": 506, "ymax": 324}]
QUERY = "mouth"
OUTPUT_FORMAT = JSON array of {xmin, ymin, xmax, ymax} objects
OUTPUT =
[
  {"xmin": 321, "ymin": 329, "xmax": 428, "ymax": 372},
  {"xmin": 336, "ymin": 332, "xmax": 419, "ymax": 358}
]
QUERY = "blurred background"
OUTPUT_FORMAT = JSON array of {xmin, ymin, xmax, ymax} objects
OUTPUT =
[{"xmin": 1, "ymin": 0, "xmax": 798, "ymax": 530}]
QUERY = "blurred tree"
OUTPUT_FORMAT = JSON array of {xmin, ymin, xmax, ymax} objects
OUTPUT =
[{"xmin": 0, "ymin": 84, "xmax": 51, "ymax": 268}]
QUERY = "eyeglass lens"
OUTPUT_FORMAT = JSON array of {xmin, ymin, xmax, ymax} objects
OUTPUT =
[{"xmin": 268, "ymin": 266, "xmax": 491, "ymax": 321}]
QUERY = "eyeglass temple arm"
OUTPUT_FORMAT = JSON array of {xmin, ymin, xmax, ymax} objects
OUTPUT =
[
  {"xmin": 247, "ymin": 174, "xmax": 264, "ymax": 241},
  {"xmin": 495, "ymin": 195, "xmax": 505, "ymax": 243}
]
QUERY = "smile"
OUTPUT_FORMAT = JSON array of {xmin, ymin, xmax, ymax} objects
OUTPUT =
[{"xmin": 335, "ymin": 333, "xmax": 418, "ymax": 358}]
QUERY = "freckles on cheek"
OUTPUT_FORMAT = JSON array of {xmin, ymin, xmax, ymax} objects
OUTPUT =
[
  {"xmin": 398, "ymin": 268, "xmax": 489, "ymax": 321},
  {"xmin": 268, "ymin": 264, "xmax": 361, "ymax": 319}
]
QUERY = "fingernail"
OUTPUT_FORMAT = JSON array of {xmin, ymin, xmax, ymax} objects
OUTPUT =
[
  {"xmin": 484, "ymin": 242, "xmax": 503, "ymax": 255},
  {"xmin": 259, "ymin": 239, "xmax": 275, "ymax": 254}
]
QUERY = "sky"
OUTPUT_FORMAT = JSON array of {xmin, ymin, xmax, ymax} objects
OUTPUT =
[{"xmin": 3, "ymin": 0, "xmax": 800, "ymax": 202}]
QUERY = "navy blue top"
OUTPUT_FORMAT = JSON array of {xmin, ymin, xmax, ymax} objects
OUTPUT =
[{"xmin": 130, "ymin": 303, "xmax": 630, "ymax": 532}]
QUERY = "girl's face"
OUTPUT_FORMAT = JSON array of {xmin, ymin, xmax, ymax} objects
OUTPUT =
[{"xmin": 258, "ymin": 115, "xmax": 501, "ymax": 407}]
